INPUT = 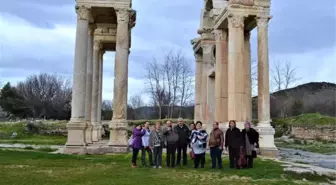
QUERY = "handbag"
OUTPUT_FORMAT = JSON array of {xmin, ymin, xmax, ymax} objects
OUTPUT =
[
  {"xmin": 189, "ymin": 149, "xmax": 195, "ymax": 160},
  {"xmin": 237, "ymin": 147, "xmax": 247, "ymax": 168}
]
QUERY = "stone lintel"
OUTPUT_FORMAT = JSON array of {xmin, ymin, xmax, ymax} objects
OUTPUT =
[
  {"xmin": 213, "ymin": 5, "xmax": 270, "ymax": 30},
  {"xmin": 76, "ymin": 0, "xmax": 131, "ymax": 9}
]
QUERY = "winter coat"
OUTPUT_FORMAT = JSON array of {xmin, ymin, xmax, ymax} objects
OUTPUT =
[
  {"xmin": 132, "ymin": 128, "xmax": 145, "ymax": 149},
  {"xmin": 149, "ymin": 129, "xmax": 165, "ymax": 148},
  {"xmin": 163, "ymin": 129, "xmax": 179, "ymax": 144},
  {"xmin": 242, "ymin": 128, "xmax": 259, "ymax": 148},
  {"xmin": 174, "ymin": 124, "xmax": 190, "ymax": 146},
  {"xmin": 225, "ymin": 127, "xmax": 242, "ymax": 149},
  {"xmin": 209, "ymin": 128, "xmax": 224, "ymax": 148},
  {"xmin": 191, "ymin": 130, "xmax": 208, "ymax": 154}
]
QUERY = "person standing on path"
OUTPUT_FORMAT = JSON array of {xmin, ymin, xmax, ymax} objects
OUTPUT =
[
  {"xmin": 141, "ymin": 121, "xmax": 153, "ymax": 167},
  {"xmin": 149, "ymin": 122, "xmax": 164, "ymax": 169},
  {"xmin": 225, "ymin": 120, "xmax": 242, "ymax": 169},
  {"xmin": 209, "ymin": 121, "xmax": 224, "ymax": 169},
  {"xmin": 131, "ymin": 124, "xmax": 145, "ymax": 168},
  {"xmin": 190, "ymin": 121, "xmax": 208, "ymax": 168},
  {"xmin": 164, "ymin": 123, "xmax": 179, "ymax": 168},
  {"xmin": 174, "ymin": 117, "xmax": 190, "ymax": 166}
]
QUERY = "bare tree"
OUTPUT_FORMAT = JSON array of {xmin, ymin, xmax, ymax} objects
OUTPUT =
[
  {"xmin": 271, "ymin": 60, "xmax": 299, "ymax": 92},
  {"xmin": 271, "ymin": 60, "xmax": 283, "ymax": 92},
  {"xmin": 145, "ymin": 58, "xmax": 166, "ymax": 119},
  {"xmin": 251, "ymin": 59, "xmax": 258, "ymax": 96},
  {"xmin": 178, "ymin": 59, "xmax": 194, "ymax": 117},
  {"xmin": 129, "ymin": 94, "xmax": 144, "ymax": 109},
  {"xmin": 102, "ymin": 100, "xmax": 113, "ymax": 111},
  {"xmin": 16, "ymin": 73, "xmax": 71, "ymax": 119}
]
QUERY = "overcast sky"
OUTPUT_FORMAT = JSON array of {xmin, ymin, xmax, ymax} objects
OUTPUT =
[{"xmin": 0, "ymin": 0, "xmax": 335, "ymax": 103}]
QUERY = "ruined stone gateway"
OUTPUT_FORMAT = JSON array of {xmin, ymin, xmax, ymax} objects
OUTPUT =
[{"xmin": 65, "ymin": 0, "xmax": 278, "ymax": 157}]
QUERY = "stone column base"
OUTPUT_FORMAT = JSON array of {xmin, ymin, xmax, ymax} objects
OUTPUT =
[
  {"xmin": 85, "ymin": 123, "xmax": 93, "ymax": 144},
  {"xmin": 255, "ymin": 125, "xmax": 279, "ymax": 158},
  {"xmin": 64, "ymin": 118, "xmax": 87, "ymax": 154},
  {"xmin": 97, "ymin": 122, "xmax": 102, "ymax": 140},
  {"xmin": 92, "ymin": 124, "xmax": 100, "ymax": 142},
  {"xmin": 108, "ymin": 119, "xmax": 128, "ymax": 151}
]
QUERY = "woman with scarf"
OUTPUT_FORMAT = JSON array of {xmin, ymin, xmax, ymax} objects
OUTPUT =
[
  {"xmin": 241, "ymin": 121, "xmax": 259, "ymax": 168},
  {"xmin": 190, "ymin": 121, "xmax": 208, "ymax": 168}
]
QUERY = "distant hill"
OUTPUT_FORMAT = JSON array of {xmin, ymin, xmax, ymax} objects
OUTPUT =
[{"xmin": 253, "ymin": 82, "xmax": 336, "ymax": 118}]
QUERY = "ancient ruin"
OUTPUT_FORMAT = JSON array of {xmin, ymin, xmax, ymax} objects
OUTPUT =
[
  {"xmin": 192, "ymin": 0, "xmax": 278, "ymax": 157},
  {"xmin": 64, "ymin": 0, "xmax": 135, "ymax": 154},
  {"xmin": 65, "ymin": 0, "xmax": 277, "ymax": 157}
]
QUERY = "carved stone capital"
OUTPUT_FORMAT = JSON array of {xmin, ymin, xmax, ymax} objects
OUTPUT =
[
  {"xmin": 115, "ymin": 8, "xmax": 131, "ymax": 24},
  {"xmin": 256, "ymin": 16, "xmax": 270, "ymax": 28},
  {"xmin": 228, "ymin": 14, "xmax": 245, "ymax": 28},
  {"xmin": 75, "ymin": 6, "xmax": 91, "ymax": 21},
  {"xmin": 93, "ymin": 41, "xmax": 102, "ymax": 51},
  {"xmin": 201, "ymin": 44, "xmax": 215, "ymax": 54},
  {"xmin": 194, "ymin": 53, "xmax": 202, "ymax": 62}
]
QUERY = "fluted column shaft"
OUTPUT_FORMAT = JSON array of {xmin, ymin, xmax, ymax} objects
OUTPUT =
[
  {"xmin": 84, "ymin": 24, "xmax": 94, "ymax": 144},
  {"xmin": 257, "ymin": 16, "xmax": 271, "ymax": 126},
  {"xmin": 194, "ymin": 53, "xmax": 203, "ymax": 122},
  {"xmin": 227, "ymin": 14, "xmax": 245, "ymax": 125},
  {"xmin": 112, "ymin": 9, "xmax": 130, "ymax": 121},
  {"xmin": 214, "ymin": 29, "xmax": 228, "ymax": 123},
  {"xmin": 244, "ymin": 32, "xmax": 252, "ymax": 122},
  {"xmin": 91, "ymin": 40, "xmax": 102, "ymax": 142},
  {"xmin": 97, "ymin": 51, "xmax": 104, "ymax": 140}
]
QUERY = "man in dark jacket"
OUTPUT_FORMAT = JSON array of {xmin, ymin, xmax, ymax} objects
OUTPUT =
[
  {"xmin": 225, "ymin": 120, "xmax": 242, "ymax": 169},
  {"xmin": 174, "ymin": 117, "xmax": 190, "ymax": 166}
]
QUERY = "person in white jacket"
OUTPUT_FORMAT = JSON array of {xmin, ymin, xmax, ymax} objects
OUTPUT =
[
  {"xmin": 141, "ymin": 122, "xmax": 153, "ymax": 167},
  {"xmin": 190, "ymin": 121, "xmax": 208, "ymax": 168}
]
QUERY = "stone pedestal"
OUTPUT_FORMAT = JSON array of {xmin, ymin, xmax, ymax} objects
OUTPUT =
[
  {"xmin": 108, "ymin": 119, "xmax": 129, "ymax": 153},
  {"xmin": 64, "ymin": 119, "xmax": 87, "ymax": 154},
  {"xmin": 255, "ymin": 125, "xmax": 279, "ymax": 157}
]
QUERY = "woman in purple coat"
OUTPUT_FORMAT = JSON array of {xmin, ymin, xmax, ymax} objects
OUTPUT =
[{"xmin": 131, "ymin": 124, "xmax": 145, "ymax": 168}]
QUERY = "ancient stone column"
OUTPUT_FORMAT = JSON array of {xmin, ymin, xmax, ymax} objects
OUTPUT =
[
  {"xmin": 84, "ymin": 24, "xmax": 95, "ymax": 144},
  {"xmin": 201, "ymin": 43, "xmax": 215, "ymax": 131},
  {"xmin": 257, "ymin": 16, "xmax": 271, "ymax": 126},
  {"xmin": 97, "ymin": 50, "xmax": 104, "ymax": 140},
  {"xmin": 213, "ymin": 29, "xmax": 228, "ymax": 124},
  {"xmin": 109, "ymin": 8, "xmax": 131, "ymax": 151},
  {"xmin": 227, "ymin": 14, "xmax": 245, "ymax": 129},
  {"xmin": 64, "ymin": 6, "xmax": 91, "ymax": 154},
  {"xmin": 256, "ymin": 16, "xmax": 278, "ymax": 157},
  {"xmin": 244, "ymin": 31, "xmax": 252, "ymax": 122},
  {"xmin": 194, "ymin": 53, "xmax": 203, "ymax": 122},
  {"xmin": 91, "ymin": 40, "xmax": 102, "ymax": 142}
]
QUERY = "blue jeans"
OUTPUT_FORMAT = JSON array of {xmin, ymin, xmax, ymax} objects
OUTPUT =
[{"xmin": 210, "ymin": 147, "xmax": 222, "ymax": 168}]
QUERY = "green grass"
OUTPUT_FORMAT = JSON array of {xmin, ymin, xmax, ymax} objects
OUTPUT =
[
  {"xmin": 0, "ymin": 121, "xmax": 67, "ymax": 145},
  {"xmin": 275, "ymin": 139, "xmax": 336, "ymax": 154},
  {"xmin": 0, "ymin": 149, "xmax": 328, "ymax": 185},
  {"xmin": 273, "ymin": 113, "xmax": 336, "ymax": 127}
]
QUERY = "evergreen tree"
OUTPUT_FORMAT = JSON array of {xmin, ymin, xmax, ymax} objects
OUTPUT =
[{"xmin": 0, "ymin": 82, "xmax": 25, "ymax": 116}]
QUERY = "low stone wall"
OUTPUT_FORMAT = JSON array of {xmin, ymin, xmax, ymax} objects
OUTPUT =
[{"xmin": 292, "ymin": 126, "xmax": 336, "ymax": 141}]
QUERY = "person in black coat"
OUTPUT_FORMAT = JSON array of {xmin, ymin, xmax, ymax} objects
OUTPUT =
[
  {"xmin": 174, "ymin": 117, "xmax": 190, "ymax": 166},
  {"xmin": 241, "ymin": 121, "xmax": 259, "ymax": 168},
  {"xmin": 225, "ymin": 120, "xmax": 242, "ymax": 169}
]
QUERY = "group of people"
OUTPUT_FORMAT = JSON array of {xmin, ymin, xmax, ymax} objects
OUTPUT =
[{"xmin": 129, "ymin": 118, "xmax": 259, "ymax": 170}]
